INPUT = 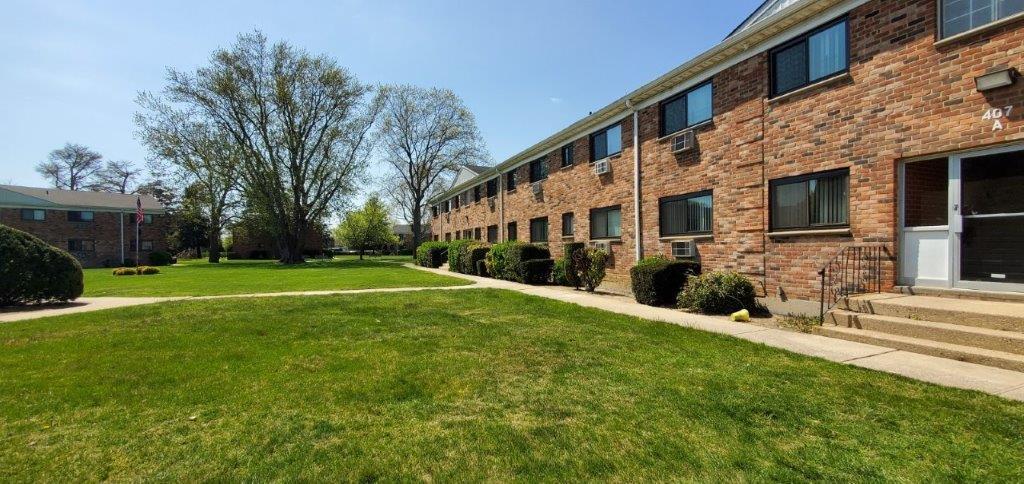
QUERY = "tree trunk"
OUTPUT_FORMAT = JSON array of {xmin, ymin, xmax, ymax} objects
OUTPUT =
[
  {"xmin": 359, "ymin": 246, "xmax": 364, "ymax": 260},
  {"xmin": 411, "ymin": 205, "xmax": 423, "ymax": 253},
  {"xmin": 207, "ymin": 225, "xmax": 221, "ymax": 263}
]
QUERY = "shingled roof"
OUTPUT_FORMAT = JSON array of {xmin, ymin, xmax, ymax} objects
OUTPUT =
[{"xmin": 0, "ymin": 185, "xmax": 166, "ymax": 212}]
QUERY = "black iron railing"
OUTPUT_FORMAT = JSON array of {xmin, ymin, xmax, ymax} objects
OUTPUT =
[{"xmin": 818, "ymin": 244, "xmax": 887, "ymax": 321}]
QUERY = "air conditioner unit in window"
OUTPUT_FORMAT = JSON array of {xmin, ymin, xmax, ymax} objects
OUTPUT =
[
  {"xmin": 671, "ymin": 130, "xmax": 695, "ymax": 154},
  {"xmin": 531, "ymin": 181, "xmax": 543, "ymax": 195},
  {"xmin": 487, "ymin": 197, "xmax": 496, "ymax": 210},
  {"xmin": 589, "ymin": 240, "xmax": 611, "ymax": 253},
  {"xmin": 593, "ymin": 158, "xmax": 611, "ymax": 175},
  {"xmin": 671, "ymin": 240, "xmax": 695, "ymax": 259}
]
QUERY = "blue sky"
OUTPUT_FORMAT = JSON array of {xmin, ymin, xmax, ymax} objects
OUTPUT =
[{"xmin": 0, "ymin": 0, "xmax": 761, "ymax": 191}]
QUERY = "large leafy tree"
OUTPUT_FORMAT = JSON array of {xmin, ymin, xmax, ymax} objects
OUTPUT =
[
  {"xmin": 35, "ymin": 143, "xmax": 103, "ymax": 190},
  {"xmin": 92, "ymin": 160, "xmax": 142, "ymax": 194},
  {"xmin": 378, "ymin": 85, "xmax": 487, "ymax": 251},
  {"xmin": 135, "ymin": 93, "xmax": 242, "ymax": 263},
  {"xmin": 160, "ymin": 31, "xmax": 381, "ymax": 264},
  {"xmin": 333, "ymin": 195, "xmax": 398, "ymax": 260}
]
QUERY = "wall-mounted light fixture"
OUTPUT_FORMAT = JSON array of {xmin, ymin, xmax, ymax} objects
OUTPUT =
[{"xmin": 975, "ymin": 68, "xmax": 1018, "ymax": 92}]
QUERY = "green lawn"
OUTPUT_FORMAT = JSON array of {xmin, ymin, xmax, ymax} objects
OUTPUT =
[
  {"xmin": 82, "ymin": 257, "xmax": 465, "ymax": 296},
  {"xmin": 1, "ymin": 289, "xmax": 1022, "ymax": 481}
]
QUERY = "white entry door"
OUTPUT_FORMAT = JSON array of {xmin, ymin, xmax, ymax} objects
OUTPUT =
[{"xmin": 901, "ymin": 146, "xmax": 1024, "ymax": 293}]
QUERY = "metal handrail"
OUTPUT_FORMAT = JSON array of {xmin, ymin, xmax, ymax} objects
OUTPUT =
[{"xmin": 818, "ymin": 243, "xmax": 888, "ymax": 321}]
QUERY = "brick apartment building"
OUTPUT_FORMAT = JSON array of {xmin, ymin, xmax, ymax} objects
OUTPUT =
[
  {"xmin": 431, "ymin": 0, "xmax": 1024, "ymax": 313},
  {"xmin": 0, "ymin": 185, "xmax": 170, "ymax": 267}
]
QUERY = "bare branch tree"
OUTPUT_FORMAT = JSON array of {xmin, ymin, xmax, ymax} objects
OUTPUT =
[
  {"xmin": 157, "ymin": 31, "xmax": 381, "ymax": 263},
  {"xmin": 135, "ymin": 92, "xmax": 243, "ymax": 263},
  {"xmin": 377, "ymin": 85, "xmax": 487, "ymax": 250},
  {"xmin": 36, "ymin": 143, "xmax": 103, "ymax": 190},
  {"xmin": 92, "ymin": 160, "xmax": 142, "ymax": 193}
]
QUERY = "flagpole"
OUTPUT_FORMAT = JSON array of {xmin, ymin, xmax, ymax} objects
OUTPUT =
[{"xmin": 135, "ymin": 216, "xmax": 140, "ymax": 265}]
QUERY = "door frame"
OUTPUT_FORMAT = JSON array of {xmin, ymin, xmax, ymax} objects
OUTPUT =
[{"xmin": 950, "ymin": 144, "xmax": 1024, "ymax": 292}]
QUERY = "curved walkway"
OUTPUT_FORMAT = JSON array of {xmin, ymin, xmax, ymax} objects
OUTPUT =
[{"xmin": 3, "ymin": 263, "xmax": 1023, "ymax": 401}]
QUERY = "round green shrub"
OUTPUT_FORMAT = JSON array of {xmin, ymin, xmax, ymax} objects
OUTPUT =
[
  {"xmin": 0, "ymin": 224, "xmax": 84, "ymax": 306},
  {"xmin": 580, "ymin": 248, "xmax": 608, "ymax": 292},
  {"xmin": 631, "ymin": 256, "xmax": 701, "ymax": 306},
  {"xmin": 138, "ymin": 266, "xmax": 161, "ymax": 275},
  {"xmin": 562, "ymin": 242, "xmax": 586, "ymax": 289},
  {"xmin": 677, "ymin": 271, "xmax": 758, "ymax": 315},
  {"xmin": 148, "ymin": 251, "xmax": 173, "ymax": 266},
  {"xmin": 484, "ymin": 241, "xmax": 516, "ymax": 280},
  {"xmin": 447, "ymin": 239, "xmax": 474, "ymax": 273},
  {"xmin": 415, "ymin": 241, "xmax": 448, "ymax": 268}
]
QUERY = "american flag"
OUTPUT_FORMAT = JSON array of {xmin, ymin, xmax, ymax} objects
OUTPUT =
[{"xmin": 136, "ymin": 196, "xmax": 144, "ymax": 225}]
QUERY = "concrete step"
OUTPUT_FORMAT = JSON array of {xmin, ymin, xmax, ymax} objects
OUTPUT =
[
  {"xmin": 838, "ymin": 293, "xmax": 1024, "ymax": 332},
  {"xmin": 894, "ymin": 285, "xmax": 1024, "ymax": 304},
  {"xmin": 816, "ymin": 325, "xmax": 1024, "ymax": 372},
  {"xmin": 827, "ymin": 309, "xmax": 1024, "ymax": 355}
]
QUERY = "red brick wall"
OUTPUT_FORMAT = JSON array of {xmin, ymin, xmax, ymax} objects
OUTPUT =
[
  {"xmin": 0, "ymin": 208, "xmax": 170, "ymax": 267},
  {"xmin": 231, "ymin": 224, "xmax": 326, "ymax": 259},
  {"xmin": 433, "ymin": 0, "xmax": 1024, "ymax": 299}
]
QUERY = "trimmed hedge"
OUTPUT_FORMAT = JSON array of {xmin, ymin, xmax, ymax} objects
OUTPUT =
[
  {"xmin": 485, "ymin": 241, "xmax": 550, "ymax": 283},
  {"xmin": 552, "ymin": 258, "xmax": 569, "ymax": 286},
  {"xmin": 562, "ymin": 242, "xmax": 586, "ymax": 289},
  {"xmin": 484, "ymin": 241, "xmax": 515, "ymax": 280},
  {"xmin": 148, "ymin": 251, "xmax": 173, "ymax": 266},
  {"xmin": 523, "ymin": 258, "xmax": 554, "ymax": 285},
  {"xmin": 415, "ymin": 241, "xmax": 448, "ymax": 268},
  {"xmin": 630, "ymin": 257, "xmax": 701, "ymax": 306},
  {"xmin": 0, "ymin": 224, "xmax": 84, "ymax": 306},
  {"xmin": 678, "ymin": 271, "xmax": 758, "ymax": 315},
  {"xmin": 447, "ymin": 239, "xmax": 474, "ymax": 273},
  {"xmin": 466, "ymin": 245, "xmax": 491, "ymax": 275},
  {"xmin": 113, "ymin": 264, "xmax": 160, "ymax": 276},
  {"xmin": 580, "ymin": 248, "xmax": 608, "ymax": 292}
]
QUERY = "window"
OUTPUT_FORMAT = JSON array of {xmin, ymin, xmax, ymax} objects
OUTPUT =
[
  {"xmin": 487, "ymin": 225, "xmax": 499, "ymax": 243},
  {"xmin": 770, "ymin": 169, "xmax": 850, "ymax": 230},
  {"xmin": 660, "ymin": 81, "xmax": 714, "ymax": 137},
  {"xmin": 67, "ymin": 239, "xmax": 95, "ymax": 251},
  {"xmin": 474, "ymin": 227, "xmax": 482, "ymax": 240},
  {"xmin": 659, "ymin": 191, "xmax": 713, "ymax": 236},
  {"xmin": 561, "ymin": 143, "xmax": 575, "ymax": 168},
  {"xmin": 130, "ymin": 240, "xmax": 155, "ymax": 251},
  {"xmin": 770, "ymin": 18, "xmax": 848, "ymax": 97},
  {"xmin": 942, "ymin": 0, "xmax": 1024, "ymax": 38},
  {"xmin": 134, "ymin": 214, "xmax": 153, "ymax": 225},
  {"xmin": 474, "ymin": 186, "xmax": 482, "ymax": 203},
  {"xmin": 433, "ymin": 235, "xmax": 439, "ymax": 241},
  {"xmin": 431, "ymin": 206, "xmax": 438, "ymax": 217},
  {"xmin": 530, "ymin": 217, "xmax": 549, "ymax": 243},
  {"xmin": 590, "ymin": 123, "xmax": 622, "ymax": 161},
  {"xmin": 486, "ymin": 178, "xmax": 499, "ymax": 198},
  {"xmin": 530, "ymin": 157, "xmax": 549, "ymax": 183},
  {"xmin": 452, "ymin": 196, "xmax": 460, "ymax": 210},
  {"xmin": 67, "ymin": 211, "xmax": 94, "ymax": 222},
  {"xmin": 561, "ymin": 212, "xmax": 575, "ymax": 237},
  {"xmin": 507, "ymin": 222, "xmax": 518, "ymax": 241},
  {"xmin": 20, "ymin": 209, "xmax": 45, "ymax": 221},
  {"xmin": 590, "ymin": 205, "xmax": 622, "ymax": 239},
  {"xmin": 445, "ymin": 233, "xmax": 451, "ymax": 242},
  {"xmin": 463, "ymin": 229, "xmax": 473, "ymax": 239},
  {"xmin": 506, "ymin": 171, "xmax": 517, "ymax": 191}
]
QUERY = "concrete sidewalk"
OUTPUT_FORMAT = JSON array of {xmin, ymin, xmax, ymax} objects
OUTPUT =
[
  {"xmin": 407, "ymin": 264, "xmax": 1024, "ymax": 401},
  {"xmin": 0, "ymin": 285, "xmax": 481, "ymax": 323}
]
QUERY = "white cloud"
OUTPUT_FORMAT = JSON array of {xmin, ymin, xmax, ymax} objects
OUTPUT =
[{"xmin": 549, "ymin": 97, "xmax": 564, "ymax": 104}]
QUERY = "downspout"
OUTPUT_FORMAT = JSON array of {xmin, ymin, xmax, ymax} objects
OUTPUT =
[
  {"xmin": 498, "ymin": 170, "xmax": 505, "ymax": 240},
  {"xmin": 119, "ymin": 212, "xmax": 124, "ymax": 264},
  {"xmin": 628, "ymin": 100, "xmax": 642, "ymax": 262}
]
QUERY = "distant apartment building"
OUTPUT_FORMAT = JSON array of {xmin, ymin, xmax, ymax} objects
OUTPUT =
[
  {"xmin": 431, "ymin": 0, "xmax": 1024, "ymax": 312},
  {"xmin": 0, "ymin": 185, "xmax": 169, "ymax": 267}
]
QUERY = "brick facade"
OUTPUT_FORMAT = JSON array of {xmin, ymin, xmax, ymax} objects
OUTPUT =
[
  {"xmin": 0, "ymin": 208, "xmax": 171, "ymax": 268},
  {"xmin": 433, "ymin": 0, "xmax": 1024, "ymax": 303},
  {"xmin": 230, "ymin": 224, "xmax": 327, "ymax": 259}
]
